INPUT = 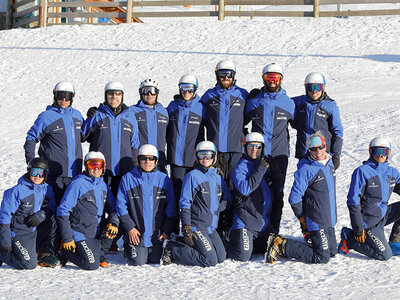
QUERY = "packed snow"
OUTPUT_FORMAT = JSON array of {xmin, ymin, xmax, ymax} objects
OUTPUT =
[{"xmin": 0, "ymin": 14, "xmax": 400, "ymax": 299}]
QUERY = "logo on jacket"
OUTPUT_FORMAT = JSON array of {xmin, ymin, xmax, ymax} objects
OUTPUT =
[
  {"xmin": 316, "ymin": 112, "xmax": 327, "ymax": 118},
  {"xmin": 137, "ymin": 117, "xmax": 146, "ymax": 122},
  {"xmin": 53, "ymin": 125, "xmax": 64, "ymax": 132},
  {"xmin": 158, "ymin": 117, "xmax": 168, "ymax": 124},
  {"xmin": 123, "ymin": 123, "xmax": 132, "ymax": 132},
  {"xmin": 368, "ymin": 182, "xmax": 379, "ymax": 188},
  {"xmin": 315, "ymin": 176, "xmax": 325, "ymax": 183},
  {"xmin": 23, "ymin": 202, "xmax": 33, "ymax": 208},
  {"xmin": 86, "ymin": 197, "xmax": 94, "ymax": 203}
]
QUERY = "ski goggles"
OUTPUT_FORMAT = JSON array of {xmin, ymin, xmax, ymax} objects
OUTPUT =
[
  {"xmin": 246, "ymin": 143, "xmax": 263, "ymax": 150},
  {"xmin": 29, "ymin": 168, "xmax": 46, "ymax": 178},
  {"xmin": 86, "ymin": 159, "xmax": 105, "ymax": 170},
  {"xmin": 140, "ymin": 86, "xmax": 158, "ymax": 95},
  {"xmin": 263, "ymin": 73, "xmax": 283, "ymax": 84},
  {"xmin": 305, "ymin": 83, "xmax": 324, "ymax": 92},
  {"xmin": 54, "ymin": 91, "xmax": 74, "ymax": 101},
  {"xmin": 197, "ymin": 151, "xmax": 215, "ymax": 160},
  {"xmin": 138, "ymin": 156, "xmax": 157, "ymax": 162},
  {"xmin": 217, "ymin": 70, "xmax": 234, "ymax": 79},
  {"xmin": 106, "ymin": 91, "xmax": 123, "ymax": 96},
  {"xmin": 309, "ymin": 145, "xmax": 326, "ymax": 152},
  {"xmin": 179, "ymin": 84, "xmax": 196, "ymax": 94},
  {"xmin": 370, "ymin": 147, "xmax": 390, "ymax": 157}
]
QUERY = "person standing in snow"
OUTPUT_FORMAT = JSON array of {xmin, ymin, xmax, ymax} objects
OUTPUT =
[
  {"xmin": 338, "ymin": 137, "xmax": 400, "ymax": 260},
  {"xmin": 292, "ymin": 72, "xmax": 343, "ymax": 170}
]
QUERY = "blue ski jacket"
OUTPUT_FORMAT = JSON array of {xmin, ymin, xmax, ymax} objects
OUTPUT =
[
  {"xmin": 24, "ymin": 105, "xmax": 83, "ymax": 178},
  {"xmin": 0, "ymin": 176, "xmax": 56, "ymax": 248},
  {"xmin": 116, "ymin": 166, "xmax": 177, "ymax": 247},
  {"xmin": 231, "ymin": 155, "xmax": 273, "ymax": 232},
  {"xmin": 129, "ymin": 101, "xmax": 168, "ymax": 153},
  {"xmin": 245, "ymin": 88, "xmax": 295, "ymax": 157},
  {"xmin": 200, "ymin": 84, "xmax": 248, "ymax": 153},
  {"xmin": 180, "ymin": 165, "xmax": 232, "ymax": 233},
  {"xmin": 292, "ymin": 93, "xmax": 343, "ymax": 159},
  {"xmin": 56, "ymin": 173, "xmax": 118, "ymax": 243},
  {"xmin": 289, "ymin": 154, "xmax": 337, "ymax": 231},
  {"xmin": 167, "ymin": 94, "xmax": 207, "ymax": 167},
  {"xmin": 82, "ymin": 103, "xmax": 140, "ymax": 176},
  {"xmin": 347, "ymin": 159, "xmax": 400, "ymax": 233}
]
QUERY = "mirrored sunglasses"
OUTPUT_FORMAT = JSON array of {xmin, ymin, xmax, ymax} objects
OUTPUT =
[
  {"xmin": 54, "ymin": 91, "xmax": 73, "ymax": 101},
  {"xmin": 86, "ymin": 159, "xmax": 105, "ymax": 170},
  {"xmin": 371, "ymin": 147, "xmax": 390, "ymax": 157},
  {"xmin": 141, "ymin": 86, "xmax": 158, "ymax": 95},
  {"xmin": 179, "ymin": 84, "xmax": 196, "ymax": 94},
  {"xmin": 217, "ymin": 70, "xmax": 234, "ymax": 79},
  {"xmin": 138, "ymin": 156, "xmax": 157, "ymax": 162},
  {"xmin": 107, "ymin": 91, "xmax": 123, "ymax": 96},
  {"xmin": 30, "ymin": 168, "xmax": 46, "ymax": 178},
  {"xmin": 263, "ymin": 73, "xmax": 283, "ymax": 84},
  {"xmin": 197, "ymin": 152, "xmax": 215, "ymax": 160},
  {"xmin": 309, "ymin": 145, "xmax": 326, "ymax": 152},
  {"xmin": 305, "ymin": 83, "xmax": 324, "ymax": 92},
  {"xmin": 246, "ymin": 143, "xmax": 263, "ymax": 150}
]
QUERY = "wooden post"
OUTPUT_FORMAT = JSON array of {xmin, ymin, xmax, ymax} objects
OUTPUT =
[
  {"xmin": 218, "ymin": 0, "xmax": 225, "ymax": 21},
  {"xmin": 313, "ymin": 0, "xmax": 320, "ymax": 18},
  {"xmin": 6, "ymin": 0, "xmax": 12, "ymax": 29},
  {"xmin": 39, "ymin": 0, "xmax": 48, "ymax": 28},
  {"xmin": 127, "ymin": 0, "xmax": 133, "ymax": 23}
]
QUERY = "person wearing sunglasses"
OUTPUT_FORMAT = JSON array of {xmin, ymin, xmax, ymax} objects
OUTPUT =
[
  {"xmin": 24, "ymin": 81, "xmax": 83, "ymax": 267},
  {"xmin": 266, "ymin": 132, "xmax": 337, "ymax": 264},
  {"xmin": 292, "ymin": 72, "xmax": 343, "ymax": 171},
  {"xmin": 130, "ymin": 79, "xmax": 169, "ymax": 173},
  {"xmin": 56, "ymin": 151, "xmax": 118, "ymax": 269},
  {"xmin": 338, "ymin": 137, "xmax": 400, "ymax": 261},
  {"xmin": 116, "ymin": 144, "xmax": 176, "ymax": 266},
  {"xmin": 245, "ymin": 63, "xmax": 295, "ymax": 235},
  {"xmin": 166, "ymin": 75, "xmax": 207, "ymax": 225},
  {"xmin": 0, "ymin": 158, "xmax": 57, "ymax": 269},
  {"xmin": 161, "ymin": 141, "xmax": 232, "ymax": 267}
]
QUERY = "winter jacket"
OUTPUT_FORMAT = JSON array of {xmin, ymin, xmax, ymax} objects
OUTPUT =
[
  {"xmin": 24, "ymin": 105, "xmax": 83, "ymax": 178},
  {"xmin": 245, "ymin": 88, "xmax": 295, "ymax": 157},
  {"xmin": 82, "ymin": 103, "xmax": 140, "ymax": 176},
  {"xmin": 116, "ymin": 166, "xmax": 176, "ymax": 247},
  {"xmin": 167, "ymin": 94, "xmax": 207, "ymax": 167},
  {"xmin": 180, "ymin": 166, "xmax": 232, "ymax": 233},
  {"xmin": 347, "ymin": 159, "xmax": 400, "ymax": 233},
  {"xmin": 292, "ymin": 93, "xmax": 343, "ymax": 159},
  {"xmin": 0, "ymin": 176, "xmax": 56, "ymax": 248},
  {"xmin": 231, "ymin": 155, "xmax": 273, "ymax": 232},
  {"xmin": 129, "ymin": 101, "xmax": 168, "ymax": 153},
  {"xmin": 200, "ymin": 84, "xmax": 248, "ymax": 153},
  {"xmin": 56, "ymin": 173, "xmax": 118, "ymax": 243},
  {"xmin": 289, "ymin": 154, "xmax": 337, "ymax": 231}
]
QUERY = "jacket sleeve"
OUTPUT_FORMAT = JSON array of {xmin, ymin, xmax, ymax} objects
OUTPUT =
[
  {"xmin": 0, "ymin": 188, "xmax": 21, "ymax": 248},
  {"xmin": 347, "ymin": 168, "xmax": 366, "ymax": 233},
  {"xmin": 105, "ymin": 185, "xmax": 120, "ymax": 227},
  {"xmin": 288, "ymin": 167, "xmax": 313, "ymax": 219},
  {"xmin": 116, "ymin": 176, "xmax": 136, "ymax": 232},
  {"xmin": 219, "ymin": 176, "xmax": 233, "ymax": 212},
  {"xmin": 162, "ymin": 177, "xmax": 177, "ymax": 235},
  {"xmin": 328, "ymin": 102, "xmax": 344, "ymax": 159},
  {"xmin": 81, "ymin": 115, "xmax": 96, "ymax": 143},
  {"xmin": 232, "ymin": 160, "xmax": 268, "ymax": 197},
  {"xmin": 24, "ymin": 114, "xmax": 48, "ymax": 163},
  {"xmin": 179, "ymin": 173, "xmax": 194, "ymax": 226},
  {"xmin": 130, "ymin": 118, "xmax": 140, "ymax": 165}
]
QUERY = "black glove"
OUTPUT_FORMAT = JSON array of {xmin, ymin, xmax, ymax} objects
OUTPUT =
[
  {"xmin": 332, "ymin": 157, "xmax": 340, "ymax": 170},
  {"xmin": 182, "ymin": 225, "xmax": 197, "ymax": 247},
  {"xmin": 259, "ymin": 155, "xmax": 270, "ymax": 168},
  {"xmin": 0, "ymin": 244, "xmax": 12, "ymax": 252},
  {"xmin": 25, "ymin": 214, "xmax": 41, "ymax": 227},
  {"xmin": 86, "ymin": 106, "xmax": 98, "ymax": 118},
  {"xmin": 248, "ymin": 88, "xmax": 260, "ymax": 100}
]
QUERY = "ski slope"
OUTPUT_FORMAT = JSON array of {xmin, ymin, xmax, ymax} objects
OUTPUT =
[{"xmin": 0, "ymin": 15, "xmax": 400, "ymax": 299}]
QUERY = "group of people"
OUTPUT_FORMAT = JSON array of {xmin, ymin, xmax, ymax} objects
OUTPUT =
[{"xmin": 1, "ymin": 59, "xmax": 400, "ymax": 271}]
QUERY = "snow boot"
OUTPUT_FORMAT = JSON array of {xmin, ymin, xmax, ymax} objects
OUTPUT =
[
  {"xmin": 265, "ymin": 234, "xmax": 287, "ymax": 264},
  {"xmin": 161, "ymin": 240, "xmax": 173, "ymax": 266},
  {"xmin": 100, "ymin": 255, "xmax": 109, "ymax": 268},
  {"xmin": 38, "ymin": 253, "xmax": 61, "ymax": 268},
  {"xmin": 338, "ymin": 227, "xmax": 352, "ymax": 254}
]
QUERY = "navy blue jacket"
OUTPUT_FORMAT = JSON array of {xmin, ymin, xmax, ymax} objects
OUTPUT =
[
  {"xmin": 245, "ymin": 88, "xmax": 295, "ymax": 157},
  {"xmin": 82, "ymin": 103, "xmax": 140, "ymax": 176},
  {"xmin": 180, "ymin": 166, "xmax": 232, "ymax": 233},
  {"xmin": 116, "ymin": 166, "xmax": 176, "ymax": 247},
  {"xmin": 289, "ymin": 154, "xmax": 337, "ymax": 231},
  {"xmin": 56, "ymin": 173, "xmax": 118, "ymax": 243},
  {"xmin": 231, "ymin": 155, "xmax": 273, "ymax": 232},
  {"xmin": 292, "ymin": 94, "xmax": 343, "ymax": 159},
  {"xmin": 24, "ymin": 105, "xmax": 83, "ymax": 178},
  {"xmin": 129, "ymin": 101, "xmax": 168, "ymax": 153},
  {"xmin": 347, "ymin": 159, "xmax": 400, "ymax": 233},
  {"xmin": 200, "ymin": 84, "xmax": 248, "ymax": 153},
  {"xmin": 167, "ymin": 94, "xmax": 207, "ymax": 167},
  {"xmin": 0, "ymin": 176, "xmax": 56, "ymax": 248}
]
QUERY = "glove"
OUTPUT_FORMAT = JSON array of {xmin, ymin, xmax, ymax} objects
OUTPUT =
[
  {"xmin": 298, "ymin": 216, "xmax": 307, "ymax": 232},
  {"xmin": 182, "ymin": 225, "xmax": 197, "ymax": 247},
  {"xmin": 105, "ymin": 223, "xmax": 118, "ymax": 239},
  {"xmin": 354, "ymin": 229, "xmax": 366, "ymax": 243},
  {"xmin": 332, "ymin": 157, "xmax": 340, "ymax": 170},
  {"xmin": 86, "ymin": 106, "xmax": 98, "ymax": 118},
  {"xmin": 63, "ymin": 240, "xmax": 76, "ymax": 252},
  {"xmin": 25, "ymin": 214, "xmax": 41, "ymax": 227},
  {"xmin": 248, "ymin": 88, "xmax": 260, "ymax": 100},
  {"xmin": 259, "ymin": 155, "xmax": 270, "ymax": 168},
  {"xmin": 0, "ymin": 244, "xmax": 12, "ymax": 252}
]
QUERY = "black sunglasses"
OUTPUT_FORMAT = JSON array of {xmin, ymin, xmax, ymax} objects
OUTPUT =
[{"xmin": 139, "ymin": 156, "xmax": 157, "ymax": 162}]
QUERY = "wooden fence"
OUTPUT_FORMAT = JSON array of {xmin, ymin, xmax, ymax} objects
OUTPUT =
[{"xmin": 6, "ymin": 0, "xmax": 400, "ymax": 29}]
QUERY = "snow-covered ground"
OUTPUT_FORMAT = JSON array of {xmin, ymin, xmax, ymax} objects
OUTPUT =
[{"xmin": 0, "ymin": 15, "xmax": 400, "ymax": 299}]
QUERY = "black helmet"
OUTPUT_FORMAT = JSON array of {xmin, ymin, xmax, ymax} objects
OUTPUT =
[{"xmin": 27, "ymin": 158, "xmax": 49, "ymax": 172}]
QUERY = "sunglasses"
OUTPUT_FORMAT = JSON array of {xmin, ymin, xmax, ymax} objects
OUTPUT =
[
  {"xmin": 305, "ymin": 83, "xmax": 324, "ymax": 92},
  {"xmin": 86, "ymin": 159, "xmax": 105, "ymax": 170},
  {"xmin": 138, "ymin": 156, "xmax": 157, "ymax": 162},
  {"xmin": 309, "ymin": 145, "xmax": 326, "ymax": 152},
  {"xmin": 107, "ymin": 91, "xmax": 123, "ymax": 96},
  {"xmin": 217, "ymin": 70, "xmax": 234, "ymax": 79},
  {"xmin": 246, "ymin": 143, "xmax": 263, "ymax": 150},
  {"xmin": 179, "ymin": 84, "xmax": 196, "ymax": 94},
  {"xmin": 263, "ymin": 73, "xmax": 283, "ymax": 84},
  {"xmin": 371, "ymin": 147, "xmax": 390, "ymax": 157},
  {"xmin": 141, "ymin": 86, "xmax": 158, "ymax": 95},
  {"xmin": 54, "ymin": 91, "xmax": 73, "ymax": 101},
  {"xmin": 30, "ymin": 168, "xmax": 46, "ymax": 178},
  {"xmin": 197, "ymin": 152, "xmax": 215, "ymax": 160}
]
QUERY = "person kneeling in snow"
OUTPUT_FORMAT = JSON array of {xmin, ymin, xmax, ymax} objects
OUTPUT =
[
  {"xmin": 265, "ymin": 132, "xmax": 337, "ymax": 264},
  {"xmin": 0, "ymin": 158, "xmax": 56, "ymax": 269},
  {"xmin": 338, "ymin": 137, "xmax": 400, "ymax": 260},
  {"xmin": 57, "ymin": 152, "xmax": 118, "ymax": 270}
]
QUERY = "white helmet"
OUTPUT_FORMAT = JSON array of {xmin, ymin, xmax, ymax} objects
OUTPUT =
[
  {"xmin": 84, "ymin": 151, "xmax": 105, "ymax": 163},
  {"xmin": 105, "ymin": 81, "xmax": 124, "ymax": 93},
  {"xmin": 263, "ymin": 63, "xmax": 283, "ymax": 76},
  {"xmin": 369, "ymin": 137, "xmax": 391, "ymax": 150},
  {"xmin": 305, "ymin": 72, "xmax": 326, "ymax": 85},
  {"xmin": 196, "ymin": 141, "xmax": 217, "ymax": 164},
  {"xmin": 179, "ymin": 75, "xmax": 199, "ymax": 89},
  {"xmin": 215, "ymin": 60, "xmax": 236, "ymax": 73},
  {"xmin": 138, "ymin": 144, "xmax": 159, "ymax": 159},
  {"xmin": 245, "ymin": 132, "xmax": 265, "ymax": 145},
  {"xmin": 139, "ymin": 79, "xmax": 159, "ymax": 93},
  {"xmin": 53, "ymin": 81, "xmax": 75, "ymax": 95}
]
